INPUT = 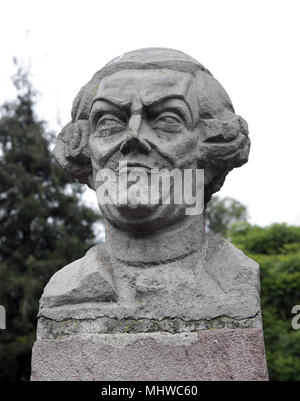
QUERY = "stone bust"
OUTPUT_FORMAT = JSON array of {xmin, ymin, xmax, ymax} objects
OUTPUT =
[{"xmin": 38, "ymin": 48, "xmax": 261, "ymax": 336}]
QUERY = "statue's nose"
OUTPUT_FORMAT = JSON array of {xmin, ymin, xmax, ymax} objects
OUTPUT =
[
  {"xmin": 120, "ymin": 136, "xmax": 151, "ymax": 155},
  {"xmin": 120, "ymin": 114, "xmax": 151, "ymax": 155}
]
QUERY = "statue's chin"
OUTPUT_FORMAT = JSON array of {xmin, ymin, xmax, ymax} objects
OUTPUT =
[
  {"xmin": 97, "ymin": 179, "xmax": 187, "ymax": 232},
  {"xmin": 116, "ymin": 202, "xmax": 159, "ymax": 218},
  {"xmin": 100, "ymin": 201, "xmax": 186, "ymax": 234}
]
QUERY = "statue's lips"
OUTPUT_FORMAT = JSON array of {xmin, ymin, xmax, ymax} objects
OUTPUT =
[{"xmin": 118, "ymin": 162, "xmax": 155, "ymax": 174}]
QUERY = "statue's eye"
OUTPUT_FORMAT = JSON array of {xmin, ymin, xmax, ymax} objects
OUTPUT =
[
  {"xmin": 152, "ymin": 113, "xmax": 183, "ymax": 133},
  {"xmin": 96, "ymin": 114, "xmax": 126, "ymax": 136}
]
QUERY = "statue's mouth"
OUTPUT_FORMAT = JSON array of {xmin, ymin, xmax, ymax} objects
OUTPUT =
[{"xmin": 118, "ymin": 162, "xmax": 155, "ymax": 174}]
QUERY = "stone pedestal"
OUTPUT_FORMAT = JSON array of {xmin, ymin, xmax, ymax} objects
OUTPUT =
[
  {"xmin": 31, "ymin": 329, "xmax": 268, "ymax": 381},
  {"xmin": 31, "ymin": 236, "xmax": 269, "ymax": 381}
]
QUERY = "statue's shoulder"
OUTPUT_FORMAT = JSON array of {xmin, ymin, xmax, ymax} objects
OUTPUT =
[
  {"xmin": 205, "ymin": 234, "xmax": 260, "ymax": 292},
  {"xmin": 39, "ymin": 243, "xmax": 116, "ymax": 310}
]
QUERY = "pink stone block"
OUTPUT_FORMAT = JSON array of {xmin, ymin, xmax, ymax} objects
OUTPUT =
[{"xmin": 31, "ymin": 328, "xmax": 268, "ymax": 381}]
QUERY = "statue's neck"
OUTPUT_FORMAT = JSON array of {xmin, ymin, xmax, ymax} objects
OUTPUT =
[{"xmin": 104, "ymin": 215, "xmax": 206, "ymax": 264}]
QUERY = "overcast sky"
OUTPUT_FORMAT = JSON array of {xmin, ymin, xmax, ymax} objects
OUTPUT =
[{"xmin": 1, "ymin": 0, "xmax": 300, "ymax": 226}]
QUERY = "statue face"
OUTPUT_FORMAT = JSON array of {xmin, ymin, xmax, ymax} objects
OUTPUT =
[
  {"xmin": 89, "ymin": 69, "xmax": 201, "ymax": 231},
  {"xmin": 55, "ymin": 49, "xmax": 250, "ymax": 226}
]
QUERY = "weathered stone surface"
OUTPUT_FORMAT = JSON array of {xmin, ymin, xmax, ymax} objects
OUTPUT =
[
  {"xmin": 31, "ymin": 329, "xmax": 268, "ymax": 381},
  {"xmin": 31, "ymin": 48, "xmax": 268, "ymax": 380},
  {"xmin": 38, "ymin": 234, "xmax": 262, "ymax": 337}
]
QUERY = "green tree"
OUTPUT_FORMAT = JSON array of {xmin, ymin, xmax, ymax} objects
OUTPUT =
[
  {"xmin": 206, "ymin": 197, "xmax": 300, "ymax": 380},
  {"xmin": 230, "ymin": 222, "xmax": 300, "ymax": 381},
  {"xmin": 205, "ymin": 196, "xmax": 248, "ymax": 236},
  {"xmin": 0, "ymin": 63, "xmax": 98, "ymax": 381}
]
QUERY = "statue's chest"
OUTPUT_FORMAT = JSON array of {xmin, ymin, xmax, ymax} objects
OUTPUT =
[{"xmin": 112, "ymin": 258, "xmax": 222, "ymax": 320}]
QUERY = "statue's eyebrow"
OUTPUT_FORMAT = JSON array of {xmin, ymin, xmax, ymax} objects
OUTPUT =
[
  {"xmin": 90, "ymin": 98, "xmax": 128, "ymax": 125},
  {"xmin": 89, "ymin": 99, "xmax": 129, "ymax": 132},
  {"xmin": 91, "ymin": 97, "xmax": 130, "ymax": 112},
  {"xmin": 91, "ymin": 95, "xmax": 194, "ymax": 126}
]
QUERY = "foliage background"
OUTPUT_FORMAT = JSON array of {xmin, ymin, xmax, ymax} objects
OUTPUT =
[
  {"xmin": 229, "ymin": 222, "xmax": 300, "ymax": 380},
  {"xmin": 0, "ymin": 66, "xmax": 98, "ymax": 380},
  {"xmin": 207, "ymin": 198, "xmax": 300, "ymax": 381}
]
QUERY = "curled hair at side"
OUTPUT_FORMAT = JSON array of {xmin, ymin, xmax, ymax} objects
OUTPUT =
[
  {"xmin": 54, "ymin": 48, "xmax": 250, "ymax": 203},
  {"xmin": 55, "ymin": 119, "xmax": 93, "ymax": 187},
  {"xmin": 198, "ymin": 115, "xmax": 250, "ymax": 203}
]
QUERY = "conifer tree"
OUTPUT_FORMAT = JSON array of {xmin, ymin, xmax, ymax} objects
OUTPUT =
[{"xmin": 0, "ymin": 63, "xmax": 98, "ymax": 380}]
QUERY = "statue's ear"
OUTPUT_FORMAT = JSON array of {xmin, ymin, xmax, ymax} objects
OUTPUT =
[
  {"xmin": 198, "ymin": 113, "xmax": 250, "ymax": 204},
  {"xmin": 198, "ymin": 113, "xmax": 250, "ymax": 170},
  {"xmin": 54, "ymin": 119, "xmax": 93, "ymax": 187}
]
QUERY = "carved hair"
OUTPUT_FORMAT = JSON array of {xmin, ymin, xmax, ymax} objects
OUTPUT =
[{"xmin": 54, "ymin": 48, "xmax": 250, "ymax": 204}]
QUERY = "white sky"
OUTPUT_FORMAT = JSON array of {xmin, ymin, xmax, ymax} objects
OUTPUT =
[{"xmin": 1, "ymin": 0, "xmax": 300, "ymax": 226}]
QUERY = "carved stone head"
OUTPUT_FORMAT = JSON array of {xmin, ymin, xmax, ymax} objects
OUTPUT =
[{"xmin": 55, "ymin": 48, "xmax": 250, "ymax": 232}]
